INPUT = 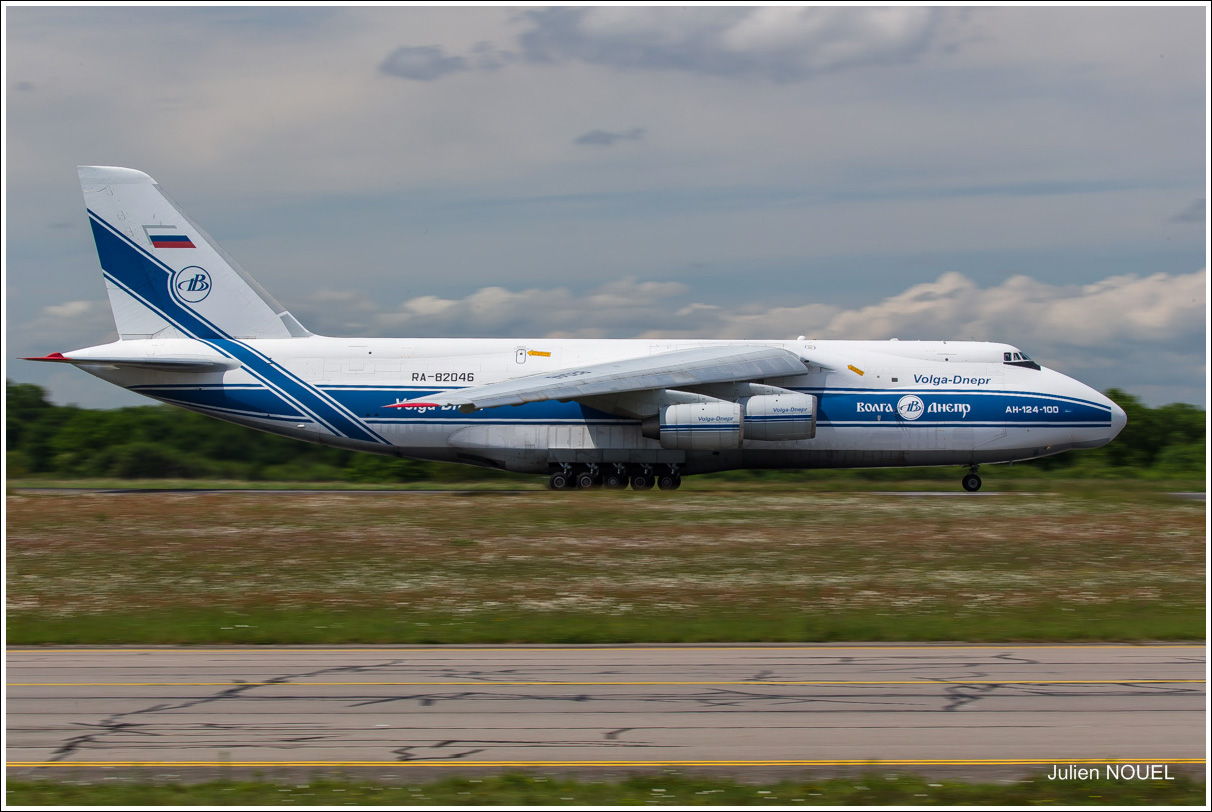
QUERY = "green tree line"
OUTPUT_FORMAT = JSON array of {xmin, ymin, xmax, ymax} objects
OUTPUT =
[{"xmin": 4, "ymin": 381, "xmax": 1205, "ymax": 483}]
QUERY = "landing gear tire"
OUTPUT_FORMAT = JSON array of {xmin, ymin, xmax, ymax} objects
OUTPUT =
[
  {"xmin": 630, "ymin": 473, "xmax": 655, "ymax": 491},
  {"xmin": 962, "ymin": 473, "xmax": 982, "ymax": 492},
  {"xmin": 575, "ymin": 471, "xmax": 599, "ymax": 490},
  {"xmin": 550, "ymin": 471, "xmax": 573, "ymax": 491},
  {"xmin": 657, "ymin": 474, "xmax": 682, "ymax": 491},
  {"xmin": 603, "ymin": 472, "xmax": 628, "ymax": 489}
]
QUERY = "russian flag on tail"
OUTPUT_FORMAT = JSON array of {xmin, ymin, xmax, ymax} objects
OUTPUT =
[{"xmin": 144, "ymin": 225, "xmax": 195, "ymax": 249}]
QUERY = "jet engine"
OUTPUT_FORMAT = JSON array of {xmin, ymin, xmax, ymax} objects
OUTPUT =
[
  {"xmin": 740, "ymin": 392, "xmax": 817, "ymax": 441},
  {"xmin": 644, "ymin": 401, "xmax": 744, "ymax": 450}
]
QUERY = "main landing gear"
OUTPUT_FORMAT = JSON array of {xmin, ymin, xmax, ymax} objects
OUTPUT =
[
  {"xmin": 961, "ymin": 466, "xmax": 982, "ymax": 492},
  {"xmin": 656, "ymin": 473, "xmax": 681, "ymax": 491},
  {"xmin": 602, "ymin": 465, "xmax": 629, "ymax": 490},
  {"xmin": 629, "ymin": 471, "xmax": 655, "ymax": 491},
  {"xmin": 549, "ymin": 464, "xmax": 681, "ymax": 491}
]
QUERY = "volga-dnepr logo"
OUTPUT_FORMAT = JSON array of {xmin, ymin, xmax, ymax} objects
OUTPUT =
[
  {"xmin": 172, "ymin": 266, "xmax": 212, "ymax": 303},
  {"xmin": 896, "ymin": 395, "xmax": 925, "ymax": 421}
]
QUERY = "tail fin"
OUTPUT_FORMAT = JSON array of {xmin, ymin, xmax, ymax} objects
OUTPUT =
[{"xmin": 79, "ymin": 166, "xmax": 310, "ymax": 340}]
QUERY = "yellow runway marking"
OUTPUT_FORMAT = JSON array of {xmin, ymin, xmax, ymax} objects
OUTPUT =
[
  {"xmin": 9, "ymin": 679, "xmax": 1205, "ymax": 687},
  {"xmin": 8, "ymin": 758, "xmax": 1206, "ymax": 769}
]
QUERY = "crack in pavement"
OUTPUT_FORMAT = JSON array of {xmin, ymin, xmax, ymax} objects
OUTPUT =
[
  {"xmin": 942, "ymin": 682, "xmax": 1002, "ymax": 712},
  {"xmin": 348, "ymin": 686, "xmax": 919, "ymax": 711},
  {"xmin": 392, "ymin": 744, "xmax": 486, "ymax": 762},
  {"xmin": 45, "ymin": 658, "xmax": 414, "ymax": 763},
  {"xmin": 390, "ymin": 737, "xmax": 666, "ymax": 762}
]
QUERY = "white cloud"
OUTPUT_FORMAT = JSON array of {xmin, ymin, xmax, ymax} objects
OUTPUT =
[
  {"xmin": 380, "ymin": 46, "xmax": 469, "ymax": 81},
  {"xmin": 43, "ymin": 300, "xmax": 98, "ymax": 319},
  {"xmin": 359, "ymin": 278, "xmax": 691, "ymax": 338},
  {"xmin": 291, "ymin": 269, "xmax": 1205, "ymax": 391},
  {"xmin": 1170, "ymin": 199, "xmax": 1205, "ymax": 224},
  {"xmin": 721, "ymin": 270, "xmax": 1207, "ymax": 353},
  {"xmin": 21, "ymin": 299, "xmax": 117, "ymax": 349},
  {"xmin": 574, "ymin": 127, "xmax": 645, "ymax": 147},
  {"xmin": 516, "ymin": 7, "xmax": 943, "ymax": 82}
]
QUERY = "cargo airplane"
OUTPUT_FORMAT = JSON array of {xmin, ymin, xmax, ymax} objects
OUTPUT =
[{"xmin": 26, "ymin": 166, "xmax": 1127, "ymax": 491}]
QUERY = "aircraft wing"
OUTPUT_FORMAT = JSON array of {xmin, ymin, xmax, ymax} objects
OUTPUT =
[{"xmin": 391, "ymin": 345, "xmax": 810, "ymax": 413}]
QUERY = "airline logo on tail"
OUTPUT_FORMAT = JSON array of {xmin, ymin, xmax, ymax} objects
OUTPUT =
[
  {"xmin": 143, "ymin": 224, "xmax": 196, "ymax": 249},
  {"xmin": 172, "ymin": 266, "xmax": 212, "ymax": 303}
]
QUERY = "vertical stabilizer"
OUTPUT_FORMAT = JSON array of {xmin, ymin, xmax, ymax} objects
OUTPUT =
[{"xmin": 79, "ymin": 166, "xmax": 310, "ymax": 340}]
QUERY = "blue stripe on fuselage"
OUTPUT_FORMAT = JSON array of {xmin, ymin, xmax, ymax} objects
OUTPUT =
[
  {"xmin": 89, "ymin": 212, "xmax": 389, "ymax": 445},
  {"xmin": 130, "ymin": 382, "xmax": 1112, "ymax": 433},
  {"xmin": 810, "ymin": 389, "xmax": 1111, "ymax": 426}
]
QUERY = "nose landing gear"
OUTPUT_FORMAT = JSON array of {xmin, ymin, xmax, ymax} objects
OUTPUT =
[{"xmin": 961, "ymin": 466, "xmax": 982, "ymax": 492}]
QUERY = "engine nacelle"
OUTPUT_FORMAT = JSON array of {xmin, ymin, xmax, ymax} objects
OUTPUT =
[
  {"xmin": 645, "ymin": 401, "xmax": 744, "ymax": 450},
  {"xmin": 741, "ymin": 393, "xmax": 817, "ymax": 441}
]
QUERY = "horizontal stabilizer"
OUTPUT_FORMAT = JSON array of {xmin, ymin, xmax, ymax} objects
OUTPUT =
[
  {"xmin": 23, "ymin": 352, "xmax": 239, "ymax": 373},
  {"xmin": 388, "ymin": 345, "xmax": 809, "ymax": 412}
]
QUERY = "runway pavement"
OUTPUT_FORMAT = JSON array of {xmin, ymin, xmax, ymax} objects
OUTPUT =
[{"xmin": 6, "ymin": 644, "xmax": 1205, "ymax": 781}]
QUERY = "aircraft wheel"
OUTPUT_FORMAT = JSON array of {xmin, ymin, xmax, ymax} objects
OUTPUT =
[
  {"xmin": 575, "ymin": 471, "xmax": 599, "ymax": 490},
  {"xmin": 550, "ymin": 471, "xmax": 573, "ymax": 491},
  {"xmin": 962, "ymin": 474, "xmax": 982, "ymax": 492},
  {"xmin": 603, "ymin": 472, "xmax": 628, "ymax": 489},
  {"xmin": 657, "ymin": 474, "xmax": 681, "ymax": 491},
  {"xmin": 630, "ymin": 473, "xmax": 655, "ymax": 491}
]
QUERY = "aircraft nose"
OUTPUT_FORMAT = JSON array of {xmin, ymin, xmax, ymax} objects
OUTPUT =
[{"xmin": 1109, "ymin": 401, "xmax": 1127, "ymax": 440}]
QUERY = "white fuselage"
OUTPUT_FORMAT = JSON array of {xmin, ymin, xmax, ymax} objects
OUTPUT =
[{"xmin": 76, "ymin": 336, "xmax": 1125, "ymax": 475}]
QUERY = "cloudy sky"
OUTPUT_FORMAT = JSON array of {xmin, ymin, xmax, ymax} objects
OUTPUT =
[{"xmin": 4, "ymin": 5, "xmax": 1207, "ymax": 408}]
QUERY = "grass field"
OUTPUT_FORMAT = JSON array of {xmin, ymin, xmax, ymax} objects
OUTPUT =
[
  {"xmin": 6, "ymin": 486, "xmax": 1204, "ymax": 644},
  {"xmin": 8, "ymin": 468, "xmax": 1207, "ymax": 491},
  {"xmin": 5, "ymin": 772, "xmax": 1205, "ymax": 806}
]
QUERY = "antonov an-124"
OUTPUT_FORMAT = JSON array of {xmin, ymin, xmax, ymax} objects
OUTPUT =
[{"xmin": 26, "ymin": 166, "xmax": 1127, "ymax": 491}]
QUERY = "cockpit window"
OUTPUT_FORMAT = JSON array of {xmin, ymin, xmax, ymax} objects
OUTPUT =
[{"xmin": 1004, "ymin": 349, "xmax": 1041, "ymax": 370}]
